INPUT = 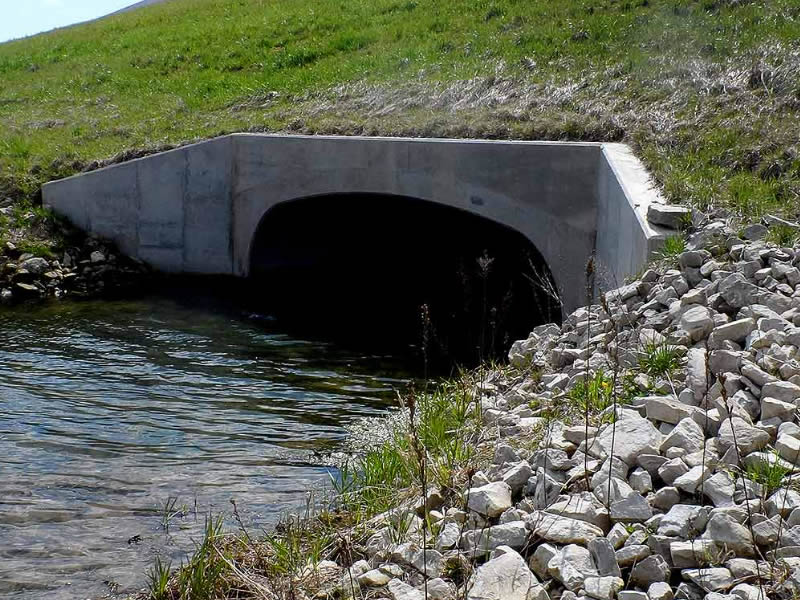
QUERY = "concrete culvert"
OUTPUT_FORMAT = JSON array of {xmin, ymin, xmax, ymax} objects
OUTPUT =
[{"xmin": 248, "ymin": 193, "xmax": 562, "ymax": 365}]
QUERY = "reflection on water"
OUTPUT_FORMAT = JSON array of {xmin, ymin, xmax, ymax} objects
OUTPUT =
[{"xmin": 0, "ymin": 295, "xmax": 412, "ymax": 599}]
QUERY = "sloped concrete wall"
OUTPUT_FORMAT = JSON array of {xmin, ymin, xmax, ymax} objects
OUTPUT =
[
  {"xmin": 596, "ymin": 144, "xmax": 668, "ymax": 291},
  {"xmin": 42, "ymin": 134, "xmax": 668, "ymax": 313}
]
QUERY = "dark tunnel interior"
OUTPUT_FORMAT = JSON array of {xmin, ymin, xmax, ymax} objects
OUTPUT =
[{"xmin": 247, "ymin": 193, "xmax": 561, "ymax": 368}]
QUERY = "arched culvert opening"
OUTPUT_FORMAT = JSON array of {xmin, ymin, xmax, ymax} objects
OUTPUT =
[{"xmin": 248, "ymin": 193, "xmax": 561, "ymax": 367}]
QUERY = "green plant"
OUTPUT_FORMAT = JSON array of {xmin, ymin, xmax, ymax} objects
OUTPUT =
[
  {"xmin": 331, "ymin": 378, "xmax": 480, "ymax": 520},
  {"xmin": 386, "ymin": 509, "xmax": 416, "ymax": 544},
  {"xmin": 744, "ymin": 452, "xmax": 792, "ymax": 496},
  {"xmin": 766, "ymin": 224, "xmax": 799, "ymax": 248},
  {"xmin": 414, "ymin": 381, "xmax": 480, "ymax": 487},
  {"xmin": 679, "ymin": 210, "xmax": 694, "ymax": 230},
  {"xmin": 568, "ymin": 371, "xmax": 615, "ymax": 415},
  {"xmin": 639, "ymin": 342, "xmax": 682, "ymax": 379},
  {"xmin": 15, "ymin": 239, "xmax": 55, "ymax": 259},
  {"xmin": 146, "ymin": 556, "xmax": 172, "ymax": 600},
  {"xmin": 264, "ymin": 522, "xmax": 305, "ymax": 577},
  {"xmin": 176, "ymin": 515, "xmax": 229, "ymax": 600},
  {"xmin": 657, "ymin": 235, "xmax": 686, "ymax": 261},
  {"xmin": 158, "ymin": 495, "xmax": 187, "ymax": 532},
  {"xmin": 623, "ymin": 523, "xmax": 638, "ymax": 535}
]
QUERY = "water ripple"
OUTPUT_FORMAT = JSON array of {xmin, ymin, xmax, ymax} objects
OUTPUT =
[{"xmin": 0, "ymin": 295, "xmax": 411, "ymax": 599}]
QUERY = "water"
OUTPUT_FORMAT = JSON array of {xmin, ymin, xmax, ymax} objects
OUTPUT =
[{"xmin": 0, "ymin": 294, "xmax": 413, "ymax": 599}]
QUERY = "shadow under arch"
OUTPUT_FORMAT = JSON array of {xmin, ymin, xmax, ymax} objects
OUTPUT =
[{"xmin": 247, "ymin": 192, "xmax": 561, "ymax": 367}]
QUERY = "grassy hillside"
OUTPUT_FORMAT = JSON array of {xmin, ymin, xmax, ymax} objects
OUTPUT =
[{"xmin": 1, "ymin": 0, "xmax": 799, "ymax": 253}]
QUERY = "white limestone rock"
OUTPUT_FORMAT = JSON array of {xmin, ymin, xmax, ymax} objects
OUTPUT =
[
  {"xmin": 589, "ymin": 413, "xmax": 663, "ymax": 465},
  {"xmin": 546, "ymin": 492, "xmax": 610, "ymax": 530},
  {"xmin": 725, "ymin": 558, "xmax": 760, "ymax": 580},
  {"xmin": 467, "ymin": 549, "xmax": 545, "ymax": 600},
  {"xmin": 709, "ymin": 350, "xmax": 742, "ymax": 376},
  {"xmin": 751, "ymin": 515, "xmax": 781, "ymax": 546},
  {"xmin": 615, "ymin": 544, "xmax": 651, "ymax": 567},
  {"xmin": 548, "ymin": 544, "xmax": 598, "ymax": 591},
  {"xmin": 467, "ymin": 482, "xmax": 513, "ymax": 517},
  {"xmin": 648, "ymin": 582, "xmax": 674, "ymax": 600},
  {"xmin": 686, "ymin": 348, "xmax": 709, "ymax": 401},
  {"xmin": 659, "ymin": 504, "xmax": 709, "ymax": 538},
  {"xmin": 658, "ymin": 458, "xmax": 690, "ymax": 485},
  {"xmin": 359, "ymin": 568, "xmax": 392, "ymax": 587},
  {"xmin": 703, "ymin": 471, "xmax": 735, "ymax": 507},
  {"xmin": 670, "ymin": 540, "xmax": 723, "ymax": 568},
  {"xmin": 527, "ymin": 512, "xmax": 605, "ymax": 544},
  {"xmin": 460, "ymin": 521, "xmax": 528, "ymax": 556},
  {"xmin": 584, "ymin": 576, "xmax": 624, "ymax": 600},
  {"xmin": 718, "ymin": 277, "xmax": 759, "ymax": 311},
  {"xmin": 777, "ymin": 434, "xmax": 800, "ymax": 464},
  {"xmin": 674, "ymin": 465, "xmax": 711, "ymax": 494},
  {"xmin": 681, "ymin": 305, "xmax": 714, "ymax": 342},
  {"xmin": 588, "ymin": 537, "xmax": 621, "ymax": 577},
  {"xmin": 630, "ymin": 555, "xmax": 670, "ymax": 588},
  {"xmin": 762, "ymin": 380, "xmax": 800, "ymax": 404},
  {"xmin": 629, "ymin": 468, "xmax": 653, "ymax": 494},
  {"xmin": 390, "ymin": 544, "xmax": 444, "ymax": 579},
  {"xmin": 646, "ymin": 396, "xmax": 698, "ymax": 425},
  {"xmin": 682, "ymin": 567, "xmax": 735, "ymax": 592},
  {"xmin": 761, "ymin": 396, "xmax": 796, "ymax": 421},
  {"xmin": 502, "ymin": 461, "xmax": 533, "ymax": 495},
  {"xmin": 661, "ymin": 417, "xmax": 705, "ymax": 454},
  {"xmin": 766, "ymin": 489, "xmax": 800, "ymax": 517},
  {"xmin": 610, "ymin": 491, "xmax": 653, "ymax": 523},
  {"xmin": 653, "ymin": 486, "xmax": 681, "ymax": 511},
  {"xmin": 718, "ymin": 417, "xmax": 771, "ymax": 455},
  {"xmin": 425, "ymin": 578, "xmax": 454, "ymax": 600},
  {"xmin": 436, "ymin": 522, "xmax": 461, "ymax": 550},
  {"xmin": 606, "ymin": 522, "xmax": 630, "ymax": 549},
  {"xmin": 529, "ymin": 543, "xmax": 559, "ymax": 580},
  {"xmin": 387, "ymin": 578, "xmax": 424, "ymax": 600},
  {"xmin": 709, "ymin": 318, "xmax": 757, "ymax": 349},
  {"xmin": 648, "ymin": 204, "xmax": 691, "ymax": 229},
  {"xmin": 703, "ymin": 512, "xmax": 754, "ymax": 556}
]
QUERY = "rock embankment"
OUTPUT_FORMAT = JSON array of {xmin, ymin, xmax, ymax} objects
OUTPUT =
[
  {"xmin": 306, "ymin": 217, "xmax": 800, "ymax": 600},
  {"xmin": 0, "ymin": 237, "xmax": 147, "ymax": 304}
]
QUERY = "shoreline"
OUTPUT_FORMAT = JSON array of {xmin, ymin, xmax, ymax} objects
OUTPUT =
[{"xmin": 122, "ymin": 213, "xmax": 800, "ymax": 600}]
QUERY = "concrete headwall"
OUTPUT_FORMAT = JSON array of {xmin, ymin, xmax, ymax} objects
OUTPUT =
[{"xmin": 42, "ymin": 134, "xmax": 668, "ymax": 313}]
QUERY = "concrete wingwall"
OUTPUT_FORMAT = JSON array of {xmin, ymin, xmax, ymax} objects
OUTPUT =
[
  {"xmin": 596, "ymin": 143, "xmax": 669, "ymax": 292},
  {"xmin": 42, "ymin": 134, "xmax": 668, "ymax": 313}
]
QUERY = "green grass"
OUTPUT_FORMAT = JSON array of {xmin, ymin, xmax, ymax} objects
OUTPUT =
[
  {"xmin": 565, "ymin": 370, "xmax": 638, "ymax": 420},
  {"xmin": 0, "ymin": 198, "xmax": 61, "ymax": 257},
  {"xmin": 146, "ymin": 557, "xmax": 171, "ymax": 600},
  {"xmin": 766, "ymin": 223, "xmax": 800, "ymax": 247},
  {"xmin": 157, "ymin": 495, "xmax": 188, "ymax": 533},
  {"xmin": 176, "ymin": 515, "xmax": 230, "ymax": 600},
  {"xmin": 1, "ymin": 0, "xmax": 800, "ymax": 224},
  {"xmin": 568, "ymin": 371, "xmax": 616, "ymax": 415},
  {"xmin": 658, "ymin": 234, "xmax": 687, "ymax": 261},
  {"xmin": 334, "ymin": 377, "xmax": 480, "ymax": 518},
  {"xmin": 639, "ymin": 342, "xmax": 683, "ymax": 379},
  {"xmin": 744, "ymin": 451, "xmax": 792, "ymax": 497}
]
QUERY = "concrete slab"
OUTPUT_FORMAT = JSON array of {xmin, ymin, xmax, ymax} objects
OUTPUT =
[{"xmin": 42, "ymin": 134, "xmax": 670, "ymax": 313}]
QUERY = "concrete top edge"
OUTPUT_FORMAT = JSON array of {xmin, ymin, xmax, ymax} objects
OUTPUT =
[
  {"xmin": 42, "ymin": 133, "xmax": 618, "ymax": 188},
  {"xmin": 230, "ymin": 132, "xmax": 608, "ymax": 148}
]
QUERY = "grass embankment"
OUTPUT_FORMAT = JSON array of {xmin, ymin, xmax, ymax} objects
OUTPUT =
[{"xmin": 2, "ymin": 0, "xmax": 800, "ymax": 255}]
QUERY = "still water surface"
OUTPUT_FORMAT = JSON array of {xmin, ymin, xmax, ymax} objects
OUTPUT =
[{"xmin": 0, "ymin": 295, "xmax": 413, "ymax": 599}]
